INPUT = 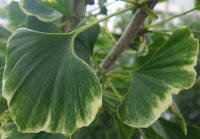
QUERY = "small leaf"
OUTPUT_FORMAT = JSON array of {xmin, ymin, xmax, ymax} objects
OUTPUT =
[
  {"xmin": 75, "ymin": 24, "xmax": 100, "ymax": 64},
  {"xmin": 4, "ymin": 1, "xmax": 26, "ymax": 30},
  {"xmin": 26, "ymin": 16, "xmax": 61, "ymax": 33},
  {"xmin": 0, "ymin": 24, "xmax": 12, "ymax": 39},
  {"xmin": 0, "ymin": 110, "xmax": 69, "ymax": 139},
  {"xmin": 0, "ymin": 97, "xmax": 8, "ymax": 118},
  {"xmin": 117, "ymin": 26, "xmax": 199, "ymax": 128},
  {"xmin": 98, "ymin": 0, "xmax": 107, "ymax": 15},
  {"xmin": 133, "ymin": 33, "xmax": 167, "ymax": 70},
  {"xmin": 170, "ymin": 103, "xmax": 187, "ymax": 135},
  {"xmin": 141, "ymin": 5, "xmax": 158, "ymax": 19},
  {"xmin": 40, "ymin": 0, "xmax": 74, "ymax": 18},
  {"xmin": 194, "ymin": 0, "xmax": 200, "ymax": 10},
  {"xmin": 111, "ymin": 113, "xmax": 134, "ymax": 139},
  {"xmin": 3, "ymin": 28, "xmax": 102, "ymax": 136},
  {"xmin": 19, "ymin": 0, "xmax": 62, "ymax": 21},
  {"xmin": 152, "ymin": 118, "xmax": 200, "ymax": 139}
]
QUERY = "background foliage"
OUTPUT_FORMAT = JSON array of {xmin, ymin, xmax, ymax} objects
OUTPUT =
[{"xmin": 0, "ymin": 0, "xmax": 200, "ymax": 139}]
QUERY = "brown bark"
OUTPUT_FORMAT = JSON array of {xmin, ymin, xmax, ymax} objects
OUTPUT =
[{"xmin": 95, "ymin": 0, "xmax": 159, "ymax": 77}]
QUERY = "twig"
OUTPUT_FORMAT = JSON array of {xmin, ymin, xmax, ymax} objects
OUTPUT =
[{"xmin": 95, "ymin": 0, "xmax": 159, "ymax": 76}]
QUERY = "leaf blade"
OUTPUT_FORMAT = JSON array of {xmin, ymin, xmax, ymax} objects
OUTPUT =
[
  {"xmin": 117, "ymin": 26, "xmax": 199, "ymax": 128},
  {"xmin": 2, "ymin": 28, "xmax": 102, "ymax": 136},
  {"xmin": 19, "ymin": 0, "xmax": 62, "ymax": 21}
]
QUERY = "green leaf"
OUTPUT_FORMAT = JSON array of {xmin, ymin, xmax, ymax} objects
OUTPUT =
[
  {"xmin": 98, "ymin": 0, "xmax": 107, "ymax": 15},
  {"xmin": 112, "ymin": 113, "xmax": 134, "ymax": 139},
  {"xmin": 26, "ymin": 18, "xmax": 100, "ymax": 63},
  {"xmin": 4, "ymin": 1, "xmax": 26, "ymax": 29},
  {"xmin": 2, "ymin": 28, "xmax": 102, "ymax": 136},
  {"xmin": 141, "ymin": 5, "xmax": 158, "ymax": 19},
  {"xmin": 170, "ymin": 103, "xmax": 187, "ymax": 135},
  {"xmin": 143, "ymin": 127, "xmax": 164, "ymax": 139},
  {"xmin": 133, "ymin": 33, "xmax": 167, "ymax": 70},
  {"xmin": 194, "ymin": 0, "xmax": 200, "ymax": 10},
  {"xmin": 26, "ymin": 16, "xmax": 61, "ymax": 33},
  {"xmin": 117, "ymin": 26, "xmax": 199, "ymax": 128},
  {"xmin": 0, "ymin": 97, "xmax": 8, "ymax": 118},
  {"xmin": 40, "ymin": 0, "xmax": 74, "ymax": 18},
  {"xmin": 19, "ymin": 0, "xmax": 62, "ymax": 21},
  {"xmin": 75, "ymin": 24, "xmax": 100, "ymax": 64},
  {"xmin": 0, "ymin": 24, "xmax": 12, "ymax": 40},
  {"xmin": 159, "ymin": 0, "xmax": 167, "ymax": 2},
  {"xmin": 0, "ymin": 110, "xmax": 69, "ymax": 139},
  {"xmin": 152, "ymin": 118, "xmax": 200, "ymax": 139},
  {"xmin": 0, "ymin": 25, "xmax": 11, "ymax": 58}
]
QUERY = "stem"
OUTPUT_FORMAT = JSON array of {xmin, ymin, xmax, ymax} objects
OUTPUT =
[
  {"xmin": 96, "ymin": 0, "xmax": 158, "ymax": 76},
  {"xmin": 147, "ymin": 30, "xmax": 171, "ymax": 36},
  {"xmin": 145, "ymin": 6, "xmax": 200, "ymax": 29},
  {"xmin": 103, "ymin": 98, "xmax": 116, "ymax": 108},
  {"xmin": 138, "ymin": 129, "xmax": 149, "ymax": 139},
  {"xmin": 107, "ymin": 79, "xmax": 122, "ymax": 101},
  {"xmin": 72, "ymin": 5, "xmax": 138, "ymax": 36},
  {"xmin": 122, "ymin": 0, "xmax": 137, "ymax": 4},
  {"xmin": 103, "ymin": 20, "xmax": 117, "ymax": 44},
  {"xmin": 107, "ymin": 74, "xmax": 132, "ymax": 79},
  {"xmin": 92, "ymin": 54, "xmax": 105, "ymax": 76},
  {"xmin": 103, "ymin": 93, "xmax": 120, "ymax": 102}
]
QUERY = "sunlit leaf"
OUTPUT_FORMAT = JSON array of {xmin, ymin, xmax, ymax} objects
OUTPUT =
[
  {"xmin": 117, "ymin": 26, "xmax": 199, "ymax": 128},
  {"xmin": 40, "ymin": 0, "xmax": 74, "ymax": 18},
  {"xmin": 19, "ymin": 0, "xmax": 62, "ymax": 21},
  {"xmin": 2, "ymin": 28, "xmax": 102, "ymax": 136},
  {"xmin": 0, "ymin": 110, "xmax": 69, "ymax": 139},
  {"xmin": 26, "ymin": 16, "xmax": 61, "ymax": 33},
  {"xmin": 152, "ymin": 118, "xmax": 200, "ymax": 139}
]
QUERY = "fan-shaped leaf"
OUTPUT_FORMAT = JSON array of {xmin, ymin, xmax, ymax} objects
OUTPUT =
[
  {"xmin": 19, "ymin": 0, "xmax": 62, "ymax": 21},
  {"xmin": 0, "ymin": 110, "xmax": 69, "ymax": 139},
  {"xmin": 5, "ymin": 1, "xmax": 26, "ymax": 29},
  {"xmin": 26, "ymin": 16, "xmax": 61, "ymax": 33},
  {"xmin": 40, "ymin": 0, "xmax": 74, "ymax": 18},
  {"xmin": 194, "ymin": 0, "xmax": 200, "ymax": 10},
  {"xmin": 0, "ymin": 97, "xmax": 7, "ymax": 117},
  {"xmin": 152, "ymin": 118, "xmax": 200, "ymax": 139},
  {"xmin": 117, "ymin": 26, "xmax": 199, "ymax": 128},
  {"xmin": 75, "ymin": 24, "xmax": 100, "ymax": 64},
  {"xmin": 2, "ymin": 28, "xmax": 102, "ymax": 136}
]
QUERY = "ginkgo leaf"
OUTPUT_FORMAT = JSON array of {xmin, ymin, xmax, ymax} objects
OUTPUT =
[
  {"xmin": 40, "ymin": 0, "xmax": 74, "ymax": 18},
  {"xmin": 74, "ymin": 24, "xmax": 100, "ymax": 64},
  {"xmin": 0, "ymin": 110, "xmax": 69, "ymax": 139},
  {"xmin": 5, "ymin": 1, "xmax": 26, "ymax": 29},
  {"xmin": 26, "ymin": 16, "xmax": 61, "ymax": 33},
  {"xmin": 2, "ymin": 28, "xmax": 102, "ymax": 136},
  {"xmin": 170, "ymin": 103, "xmax": 187, "ymax": 135},
  {"xmin": 152, "ymin": 118, "xmax": 200, "ymax": 139},
  {"xmin": 0, "ymin": 97, "xmax": 8, "ymax": 117},
  {"xmin": 194, "ymin": 0, "xmax": 200, "ymax": 10},
  {"xmin": 0, "ymin": 24, "xmax": 12, "ymax": 40},
  {"xmin": 117, "ymin": 26, "xmax": 199, "ymax": 128},
  {"xmin": 19, "ymin": 0, "xmax": 62, "ymax": 21}
]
